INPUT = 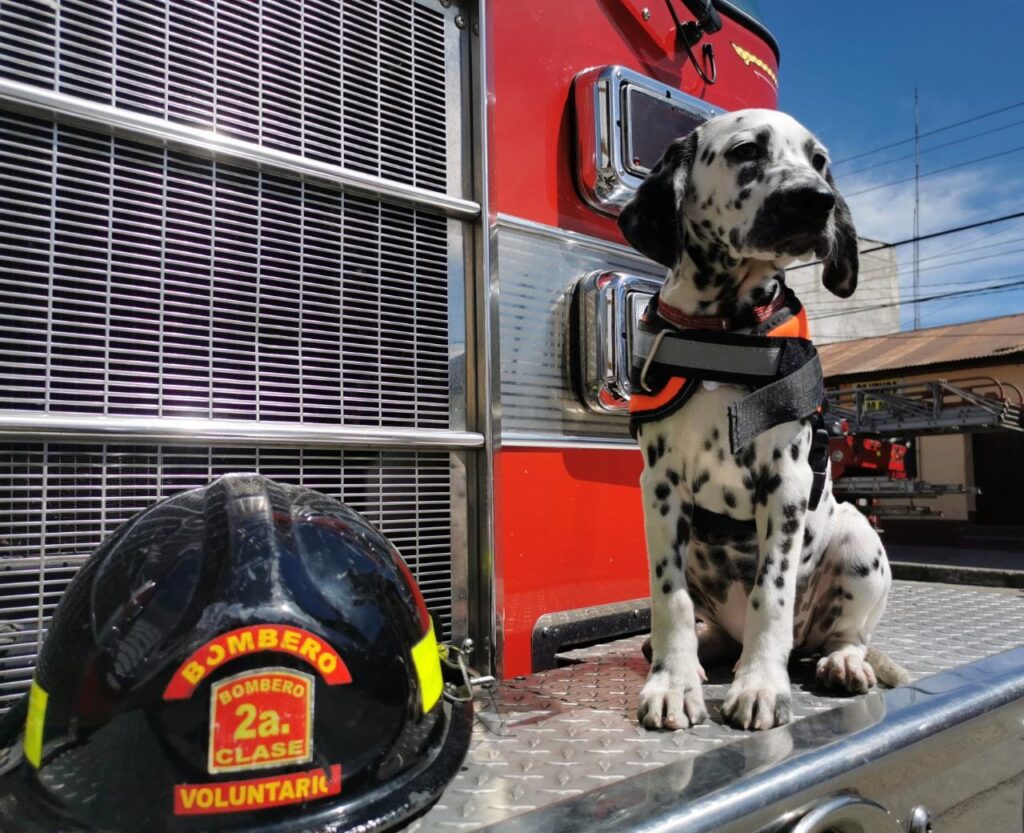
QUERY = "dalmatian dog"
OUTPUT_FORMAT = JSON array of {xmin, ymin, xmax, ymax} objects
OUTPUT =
[{"xmin": 618, "ymin": 109, "xmax": 908, "ymax": 732}]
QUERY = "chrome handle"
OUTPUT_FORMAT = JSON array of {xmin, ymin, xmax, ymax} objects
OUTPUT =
[{"xmin": 787, "ymin": 795, "xmax": 903, "ymax": 833}]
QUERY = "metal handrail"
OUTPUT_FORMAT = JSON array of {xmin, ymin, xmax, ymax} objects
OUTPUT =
[{"xmin": 0, "ymin": 412, "xmax": 484, "ymax": 450}]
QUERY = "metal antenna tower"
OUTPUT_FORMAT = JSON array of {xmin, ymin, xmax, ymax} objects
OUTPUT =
[{"xmin": 913, "ymin": 88, "xmax": 921, "ymax": 329}]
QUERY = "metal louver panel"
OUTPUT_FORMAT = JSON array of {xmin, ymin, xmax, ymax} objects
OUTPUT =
[
  {"xmin": 0, "ymin": 0, "xmax": 466, "ymax": 714},
  {"xmin": 0, "ymin": 0, "xmax": 448, "ymax": 193},
  {"xmin": 0, "ymin": 112, "xmax": 451, "ymax": 426},
  {"xmin": 0, "ymin": 443, "xmax": 455, "ymax": 711}
]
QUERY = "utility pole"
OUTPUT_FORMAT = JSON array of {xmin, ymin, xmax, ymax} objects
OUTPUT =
[{"xmin": 913, "ymin": 88, "xmax": 921, "ymax": 329}]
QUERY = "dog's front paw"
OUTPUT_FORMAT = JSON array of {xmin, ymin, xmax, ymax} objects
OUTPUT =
[
  {"xmin": 637, "ymin": 667, "xmax": 707, "ymax": 730},
  {"xmin": 722, "ymin": 668, "xmax": 792, "ymax": 731},
  {"xmin": 816, "ymin": 647, "xmax": 877, "ymax": 694}
]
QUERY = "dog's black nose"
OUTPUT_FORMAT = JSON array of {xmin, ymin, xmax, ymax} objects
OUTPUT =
[{"xmin": 788, "ymin": 186, "xmax": 835, "ymax": 218}]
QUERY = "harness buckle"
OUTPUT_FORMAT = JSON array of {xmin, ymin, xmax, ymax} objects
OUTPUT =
[{"xmin": 638, "ymin": 329, "xmax": 672, "ymax": 393}]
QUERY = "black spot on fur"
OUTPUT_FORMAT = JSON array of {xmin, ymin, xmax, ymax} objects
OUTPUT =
[
  {"xmin": 799, "ymin": 498, "xmax": 808, "ymax": 513},
  {"xmin": 780, "ymin": 557, "xmax": 789, "ymax": 571},
  {"xmin": 751, "ymin": 597, "xmax": 760, "ymax": 610},
  {"xmin": 775, "ymin": 574, "xmax": 785, "ymax": 589},
  {"xmin": 662, "ymin": 581, "xmax": 673, "ymax": 594},
  {"xmin": 848, "ymin": 562, "xmax": 871, "ymax": 578},
  {"xmin": 803, "ymin": 528, "xmax": 814, "ymax": 547},
  {"xmin": 658, "ymin": 435, "xmax": 666, "ymax": 459},
  {"xmin": 742, "ymin": 473, "xmax": 754, "ymax": 489},
  {"xmin": 659, "ymin": 503, "xmax": 670, "ymax": 517},
  {"xmin": 674, "ymin": 552, "xmax": 683, "ymax": 571},
  {"xmin": 675, "ymin": 516, "xmax": 692, "ymax": 546},
  {"xmin": 751, "ymin": 465, "xmax": 782, "ymax": 506},
  {"xmin": 655, "ymin": 483, "xmax": 671, "ymax": 500},
  {"xmin": 723, "ymin": 489, "xmax": 737, "ymax": 508},
  {"xmin": 872, "ymin": 557, "xmax": 880, "ymax": 571},
  {"xmin": 772, "ymin": 447, "xmax": 782, "ymax": 461},
  {"xmin": 647, "ymin": 445, "xmax": 657, "ymax": 467},
  {"xmin": 783, "ymin": 503, "xmax": 799, "ymax": 519},
  {"xmin": 667, "ymin": 468, "xmax": 680, "ymax": 486},
  {"xmin": 709, "ymin": 547, "xmax": 728, "ymax": 567},
  {"xmin": 693, "ymin": 470, "xmax": 710, "ymax": 494},
  {"xmin": 781, "ymin": 518, "xmax": 799, "ymax": 535},
  {"xmin": 656, "ymin": 562, "xmax": 664, "ymax": 579},
  {"xmin": 651, "ymin": 662, "xmax": 664, "ymax": 673},
  {"xmin": 765, "ymin": 517, "xmax": 773, "ymax": 539},
  {"xmin": 780, "ymin": 537, "xmax": 793, "ymax": 554},
  {"xmin": 790, "ymin": 443, "xmax": 800, "ymax": 461},
  {"xmin": 703, "ymin": 439, "xmax": 713, "ymax": 452},
  {"xmin": 711, "ymin": 427, "xmax": 719, "ymax": 440},
  {"xmin": 737, "ymin": 165, "xmax": 759, "ymax": 187},
  {"xmin": 717, "ymin": 448, "xmax": 725, "ymax": 462}
]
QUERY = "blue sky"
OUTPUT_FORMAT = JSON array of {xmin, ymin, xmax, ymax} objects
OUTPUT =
[{"xmin": 759, "ymin": 0, "xmax": 1024, "ymax": 331}]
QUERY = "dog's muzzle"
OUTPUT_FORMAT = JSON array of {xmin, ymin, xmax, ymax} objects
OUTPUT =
[{"xmin": 750, "ymin": 185, "xmax": 836, "ymax": 256}]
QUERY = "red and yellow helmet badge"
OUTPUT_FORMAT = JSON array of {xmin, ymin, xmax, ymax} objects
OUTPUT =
[
  {"xmin": 731, "ymin": 42, "xmax": 778, "ymax": 88},
  {"xmin": 164, "ymin": 624, "xmax": 352, "ymax": 817}
]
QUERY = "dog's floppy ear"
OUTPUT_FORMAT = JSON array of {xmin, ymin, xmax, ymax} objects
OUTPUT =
[
  {"xmin": 821, "ymin": 169, "xmax": 858, "ymax": 297},
  {"xmin": 617, "ymin": 131, "xmax": 697, "ymax": 268}
]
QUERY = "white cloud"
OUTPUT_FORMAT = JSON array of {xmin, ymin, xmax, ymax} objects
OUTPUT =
[{"xmin": 831, "ymin": 163, "xmax": 1024, "ymax": 329}]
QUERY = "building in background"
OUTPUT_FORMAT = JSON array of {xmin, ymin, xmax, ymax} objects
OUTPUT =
[
  {"xmin": 788, "ymin": 238, "xmax": 899, "ymax": 344},
  {"xmin": 820, "ymin": 313, "xmax": 1024, "ymax": 542}
]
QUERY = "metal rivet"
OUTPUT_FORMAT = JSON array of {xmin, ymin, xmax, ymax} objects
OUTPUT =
[
  {"xmin": 454, "ymin": 13, "xmax": 466, "ymax": 28},
  {"xmin": 908, "ymin": 807, "xmax": 932, "ymax": 833},
  {"xmin": 642, "ymin": 7, "xmax": 651, "ymax": 19}
]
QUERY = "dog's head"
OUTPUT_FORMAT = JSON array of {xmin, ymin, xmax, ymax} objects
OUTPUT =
[{"xmin": 618, "ymin": 109, "xmax": 858, "ymax": 298}]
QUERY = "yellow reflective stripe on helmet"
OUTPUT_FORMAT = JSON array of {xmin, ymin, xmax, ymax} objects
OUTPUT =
[
  {"xmin": 24, "ymin": 679, "xmax": 48, "ymax": 768},
  {"xmin": 411, "ymin": 622, "xmax": 443, "ymax": 713}
]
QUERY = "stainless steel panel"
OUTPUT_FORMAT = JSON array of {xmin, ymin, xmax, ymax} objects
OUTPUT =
[
  {"xmin": 495, "ymin": 216, "xmax": 664, "ymax": 439},
  {"xmin": 0, "ymin": 442, "xmax": 457, "ymax": 711},
  {"xmin": 411, "ymin": 582, "xmax": 1024, "ymax": 831}
]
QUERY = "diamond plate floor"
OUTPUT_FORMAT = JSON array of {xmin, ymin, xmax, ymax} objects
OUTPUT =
[{"xmin": 410, "ymin": 581, "xmax": 1024, "ymax": 831}]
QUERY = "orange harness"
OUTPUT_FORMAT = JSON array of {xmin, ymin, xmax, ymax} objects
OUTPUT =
[{"xmin": 629, "ymin": 289, "xmax": 829, "ymax": 509}]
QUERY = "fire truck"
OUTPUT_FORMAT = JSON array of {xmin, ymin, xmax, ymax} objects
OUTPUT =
[{"xmin": 1, "ymin": 1, "xmax": 1024, "ymax": 831}]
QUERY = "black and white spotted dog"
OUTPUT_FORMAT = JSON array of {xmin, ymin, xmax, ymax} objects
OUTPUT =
[{"xmin": 619, "ymin": 109, "xmax": 907, "ymax": 732}]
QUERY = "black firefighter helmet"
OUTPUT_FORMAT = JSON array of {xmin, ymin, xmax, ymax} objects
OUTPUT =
[{"xmin": 0, "ymin": 473, "xmax": 472, "ymax": 832}]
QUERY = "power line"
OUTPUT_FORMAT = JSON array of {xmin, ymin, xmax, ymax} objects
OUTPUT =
[
  {"xmin": 845, "ymin": 143, "xmax": 1024, "ymax": 198},
  {"xmin": 831, "ymin": 100, "xmax": 1024, "ymax": 166},
  {"xmin": 840, "ymin": 117, "xmax": 1024, "ymax": 178},
  {"xmin": 808, "ymin": 275, "xmax": 1024, "ymax": 321},
  {"xmin": 787, "ymin": 209, "xmax": 1024, "ymax": 272}
]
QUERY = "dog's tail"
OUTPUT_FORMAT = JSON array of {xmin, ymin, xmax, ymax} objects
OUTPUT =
[{"xmin": 866, "ymin": 646, "xmax": 913, "ymax": 688}]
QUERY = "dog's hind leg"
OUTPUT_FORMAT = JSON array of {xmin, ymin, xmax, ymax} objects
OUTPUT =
[
  {"xmin": 811, "ymin": 502, "xmax": 893, "ymax": 693},
  {"xmin": 636, "ymin": 438, "xmax": 707, "ymax": 730}
]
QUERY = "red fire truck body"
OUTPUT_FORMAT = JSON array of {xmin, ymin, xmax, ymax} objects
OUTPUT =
[{"xmin": 486, "ymin": 1, "xmax": 779, "ymax": 675}]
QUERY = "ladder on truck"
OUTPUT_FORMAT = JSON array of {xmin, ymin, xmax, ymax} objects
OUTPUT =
[
  {"xmin": 828, "ymin": 377, "xmax": 1023, "ymax": 436},
  {"xmin": 828, "ymin": 376, "xmax": 1022, "ymax": 515}
]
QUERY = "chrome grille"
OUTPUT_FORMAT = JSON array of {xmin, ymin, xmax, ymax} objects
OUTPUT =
[
  {"xmin": 0, "ymin": 0, "xmax": 463, "ymax": 712},
  {"xmin": 0, "ymin": 0, "xmax": 448, "ymax": 192},
  {"xmin": 0, "ymin": 443, "xmax": 454, "ymax": 710},
  {"xmin": 0, "ymin": 113, "xmax": 450, "ymax": 426}
]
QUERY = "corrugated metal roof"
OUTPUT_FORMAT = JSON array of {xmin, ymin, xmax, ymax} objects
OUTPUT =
[{"xmin": 819, "ymin": 313, "xmax": 1024, "ymax": 379}]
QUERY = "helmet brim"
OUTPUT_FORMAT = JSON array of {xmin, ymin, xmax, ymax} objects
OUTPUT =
[{"xmin": 0, "ymin": 697, "xmax": 473, "ymax": 833}]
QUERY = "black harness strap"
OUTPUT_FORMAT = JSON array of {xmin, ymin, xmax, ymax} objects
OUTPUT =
[{"xmin": 630, "ymin": 290, "xmax": 831, "ymax": 512}]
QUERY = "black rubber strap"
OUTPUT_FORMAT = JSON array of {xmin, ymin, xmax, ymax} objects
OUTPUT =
[{"xmin": 726, "ymin": 353, "xmax": 825, "ymax": 455}]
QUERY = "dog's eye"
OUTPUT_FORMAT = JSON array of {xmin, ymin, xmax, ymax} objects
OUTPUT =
[
  {"xmin": 727, "ymin": 142, "xmax": 760, "ymax": 163},
  {"xmin": 812, "ymin": 152, "xmax": 828, "ymax": 172}
]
